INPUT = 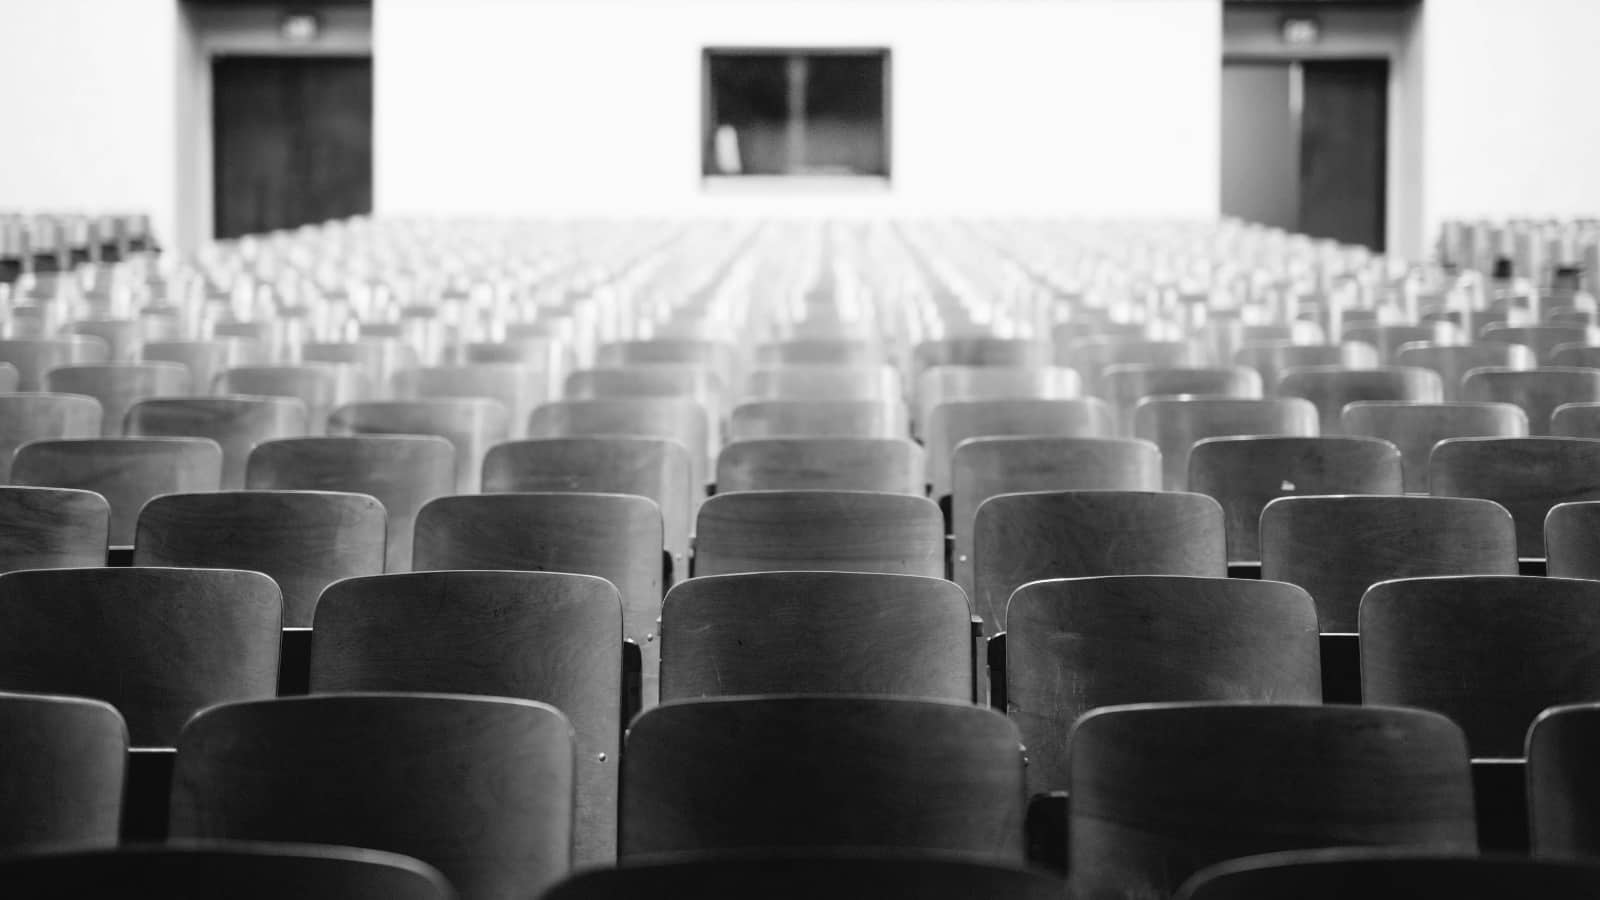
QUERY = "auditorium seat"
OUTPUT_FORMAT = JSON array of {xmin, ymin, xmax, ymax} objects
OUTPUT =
[
  {"xmin": 1395, "ymin": 342, "xmax": 1538, "ymax": 401},
  {"xmin": 1549, "ymin": 343, "xmax": 1600, "ymax": 369},
  {"xmin": 1428, "ymin": 436, "xmax": 1600, "ymax": 558},
  {"xmin": 218, "ymin": 365, "xmax": 352, "ymax": 436},
  {"xmin": 126, "ymin": 395, "xmax": 307, "ymax": 488},
  {"xmin": 1550, "ymin": 401, "xmax": 1600, "ymax": 437},
  {"xmin": 754, "ymin": 337, "xmax": 887, "ymax": 366},
  {"xmin": 1480, "ymin": 324, "xmax": 1593, "ymax": 363},
  {"xmin": 0, "ymin": 691, "xmax": 125, "ymax": 853},
  {"xmin": 1342, "ymin": 323, "xmax": 1460, "ymax": 363},
  {"xmin": 302, "ymin": 340, "xmax": 419, "ymax": 399},
  {"xmin": 12, "ymin": 437, "xmax": 222, "ymax": 546},
  {"xmin": 1276, "ymin": 366, "xmax": 1443, "ymax": 435},
  {"xmin": 0, "ymin": 336, "xmax": 109, "ymax": 391},
  {"xmin": 530, "ymin": 397, "xmax": 711, "ymax": 491},
  {"xmin": 1234, "ymin": 341, "xmax": 1379, "ymax": 396},
  {"xmin": 44, "ymin": 362, "xmax": 190, "ymax": 436},
  {"xmin": 914, "ymin": 336, "xmax": 1049, "ymax": 373},
  {"xmin": 924, "ymin": 397, "xmax": 1114, "ymax": 499},
  {"xmin": 717, "ymin": 437, "xmax": 923, "ymax": 494},
  {"xmin": 140, "ymin": 338, "xmax": 265, "ymax": 396},
  {"xmin": 743, "ymin": 364, "xmax": 902, "ymax": 403},
  {"xmin": 62, "ymin": 318, "xmax": 141, "ymax": 362},
  {"xmin": 1546, "ymin": 501, "xmax": 1600, "ymax": 579},
  {"xmin": 0, "ymin": 392, "xmax": 101, "ymax": 480},
  {"xmin": 730, "ymin": 399, "xmax": 907, "ymax": 440},
  {"xmin": 914, "ymin": 365, "xmax": 1081, "ymax": 438},
  {"xmin": 1176, "ymin": 850, "xmax": 1600, "ymax": 900},
  {"xmin": 328, "ymin": 398, "xmax": 509, "ymax": 493},
  {"xmin": 393, "ymin": 363, "xmax": 545, "ymax": 439},
  {"xmin": 0, "ymin": 486, "xmax": 109, "ymax": 571},
  {"xmin": 1462, "ymin": 367, "xmax": 1600, "ymax": 435},
  {"xmin": 1341, "ymin": 401, "xmax": 1529, "ymax": 492},
  {"xmin": 1133, "ymin": 396, "xmax": 1319, "ymax": 490},
  {"xmin": 694, "ymin": 489, "xmax": 943, "ymax": 578},
  {"xmin": 1528, "ymin": 703, "xmax": 1600, "ymax": 858},
  {"xmin": 1061, "ymin": 337, "xmax": 1209, "ymax": 393},
  {"xmin": 1101, "ymin": 364, "xmax": 1264, "ymax": 435}
]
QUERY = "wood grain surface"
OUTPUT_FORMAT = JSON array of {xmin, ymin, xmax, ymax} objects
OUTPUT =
[
  {"xmin": 694, "ymin": 489, "xmax": 943, "ymax": 578},
  {"xmin": 1428, "ymin": 436, "xmax": 1600, "ymax": 557},
  {"xmin": 12, "ymin": 437, "xmax": 223, "ymax": 546},
  {"xmin": 126, "ymin": 395, "xmax": 307, "ymax": 488}
]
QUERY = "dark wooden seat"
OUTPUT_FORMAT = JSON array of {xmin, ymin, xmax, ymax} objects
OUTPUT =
[
  {"xmin": 1261, "ymin": 496, "xmax": 1518, "ymax": 633},
  {"xmin": 1101, "ymin": 364, "xmax": 1263, "ymax": 434},
  {"xmin": 0, "ymin": 567, "xmax": 280, "ymax": 746},
  {"xmin": 1395, "ymin": 342, "xmax": 1537, "ymax": 401},
  {"xmin": 730, "ymin": 399, "xmax": 907, "ymax": 440},
  {"xmin": 0, "ymin": 486, "xmax": 109, "ymax": 572},
  {"xmin": 11, "ymin": 437, "xmax": 222, "ymax": 546},
  {"xmin": 1005, "ymin": 576, "xmax": 1320, "ymax": 794},
  {"xmin": 218, "ymin": 365, "xmax": 359, "ymax": 436},
  {"xmin": 170, "ymin": 694, "xmax": 576, "ymax": 900},
  {"xmin": 695, "ymin": 490, "xmax": 944, "ymax": 578},
  {"xmin": 126, "ymin": 395, "xmax": 307, "ymax": 488},
  {"xmin": 246, "ymin": 435, "xmax": 455, "ymax": 571},
  {"xmin": 925, "ymin": 398, "xmax": 1115, "ymax": 499},
  {"xmin": 0, "ymin": 336, "xmax": 109, "ymax": 391},
  {"xmin": 312, "ymin": 570, "xmax": 621, "ymax": 864},
  {"xmin": 1276, "ymin": 365, "xmax": 1444, "ymax": 435},
  {"xmin": 328, "ymin": 399, "xmax": 509, "ymax": 493},
  {"xmin": 1462, "ymin": 367, "xmax": 1600, "ymax": 435},
  {"xmin": 1428, "ymin": 436, "xmax": 1600, "ymax": 558},
  {"xmin": 44, "ymin": 362, "xmax": 190, "ymax": 436},
  {"xmin": 915, "ymin": 365, "xmax": 1081, "ymax": 437},
  {"xmin": 1067, "ymin": 703, "xmax": 1477, "ymax": 900},
  {"xmin": 972, "ymin": 490, "xmax": 1226, "ymax": 634},
  {"xmin": 1361, "ymin": 575, "xmax": 1600, "ymax": 758},
  {"xmin": 1528, "ymin": 703, "xmax": 1600, "ymax": 858},
  {"xmin": 1234, "ymin": 341, "xmax": 1379, "ymax": 396},
  {"xmin": 393, "ymin": 363, "xmax": 546, "ymax": 439},
  {"xmin": 0, "ymin": 393, "xmax": 102, "ymax": 481},
  {"xmin": 134, "ymin": 491, "xmax": 385, "ymax": 627},
  {"xmin": 1341, "ymin": 401, "xmax": 1528, "ymax": 492},
  {"xmin": 619, "ymin": 696, "xmax": 1025, "ymax": 860},
  {"xmin": 1551, "ymin": 401, "xmax": 1600, "ymax": 437},
  {"xmin": 0, "ymin": 691, "xmax": 125, "ymax": 853},
  {"xmin": 1132, "ymin": 397, "xmax": 1319, "ymax": 490},
  {"xmin": 1546, "ymin": 501, "xmax": 1600, "ymax": 579},
  {"xmin": 744, "ymin": 365, "xmax": 902, "ymax": 403},
  {"xmin": 1177, "ymin": 849, "xmax": 1600, "ymax": 900},
  {"xmin": 529, "ymin": 398, "xmax": 711, "ymax": 491},
  {"xmin": 717, "ymin": 438, "xmax": 924, "ymax": 494},
  {"xmin": 1188, "ymin": 435, "xmax": 1403, "ymax": 563}
]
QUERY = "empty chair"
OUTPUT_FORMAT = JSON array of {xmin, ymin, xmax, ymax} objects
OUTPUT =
[
  {"xmin": 0, "ymin": 393, "xmax": 101, "ymax": 481},
  {"xmin": 461, "ymin": 337, "xmax": 569, "ymax": 389},
  {"xmin": 393, "ymin": 363, "xmax": 545, "ymax": 439},
  {"xmin": 1342, "ymin": 401, "xmax": 1529, "ymax": 492},
  {"xmin": 1547, "ymin": 501, "xmax": 1600, "ymax": 579},
  {"xmin": 1060, "ymin": 337, "xmax": 1209, "ymax": 393},
  {"xmin": 730, "ymin": 399, "xmax": 907, "ymax": 440},
  {"xmin": 1261, "ymin": 496, "xmax": 1518, "ymax": 632},
  {"xmin": 1343, "ymin": 324, "xmax": 1459, "ymax": 363},
  {"xmin": 303, "ymin": 341, "xmax": 418, "ymax": 399},
  {"xmin": 1550, "ymin": 401, "xmax": 1600, "ymax": 437},
  {"xmin": 598, "ymin": 338, "xmax": 736, "ymax": 386},
  {"xmin": 951, "ymin": 437, "xmax": 1161, "ymax": 595},
  {"xmin": 914, "ymin": 336, "xmax": 1049, "ymax": 373},
  {"xmin": 135, "ymin": 491, "xmax": 385, "ymax": 627},
  {"xmin": 743, "ymin": 365, "xmax": 901, "ymax": 403},
  {"xmin": 0, "ymin": 692, "xmax": 125, "ymax": 854},
  {"xmin": 1462, "ymin": 368, "xmax": 1600, "ymax": 436},
  {"xmin": 1429, "ymin": 436, "xmax": 1600, "ymax": 558},
  {"xmin": 0, "ymin": 337, "xmax": 109, "ymax": 391},
  {"xmin": 247, "ymin": 436, "xmax": 454, "ymax": 571},
  {"xmin": 1133, "ymin": 397, "xmax": 1319, "ymax": 490},
  {"xmin": 328, "ymin": 399, "xmax": 509, "ymax": 493},
  {"xmin": 0, "ymin": 364, "xmax": 21, "ymax": 393},
  {"xmin": 312, "ymin": 570, "xmax": 621, "ymax": 864},
  {"xmin": 125, "ymin": 395, "xmax": 307, "ymax": 489},
  {"xmin": 11, "ymin": 437, "xmax": 222, "ymax": 546},
  {"xmin": 620, "ymin": 696, "xmax": 1024, "ymax": 860},
  {"xmin": 141, "ymin": 338, "xmax": 265, "ymax": 397},
  {"xmin": 972, "ymin": 491, "xmax": 1226, "ymax": 634},
  {"xmin": 1006, "ymin": 576, "xmax": 1320, "ymax": 794},
  {"xmin": 44, "ymin": 363, "xmax": 189, "ymax": 436},
  {"xmin": 1363, "ymin": 575, "xmax": 1600, "ymax": 758},
  {"xmin": 63, "ymin": 319, "xmax": 141, "ymax": 361},
  {"xmin": 1189, "ymin": 436, "xmax": 1403, "ymax": 563},
  {"xmin": 1277, "ymin": 366, "xmax": 1443, "ymax": 435},
  {"xmin": 218, "ymin": 365, "xmax": 350, "ymax": 436},
  {"xmin": 1396, "ymin": 342, "xmax": 1537, "ymax": 401},
  {"xmin": 924, "ymin": 398, "xmax": 1114, "ymax": 499},
  {"xmin": 1176, "ymin": 850, "xmax": 1600, "ymax": 900},
  {"xmin": 660, "ymin": 571, "xmax": 971, "ymax": 702},
  {"xmin": 1551, "ymin": 344, "xmax": 1600, "ymax": 369},
  {"xmin": 0, "ymin": 486, "xmax": 108, "ymax": 572},
  {"xmin": 0, "ymin": 843, "xmax": 453, "ymax": 900},
  {"xmin": 0, "ymin": 567, "xmax": 280, "ymax": 746},
  {"xmin": 1529, "ymin": 703, "xmax": 1600, "ymax": 858},
  {"xmin": 717, "ymin": 438, "xmax": 923, "ymax": 494},
  {"xmin": 695, "ymin": 490, "xmax": 943, "ymax": 578},
  {"xmin": 1067, "ymin": 703, "xmax": 1477, "ymax": 900},
  {"xmin": 1101, "ymin": 364, "xmax": 1263, "ymax": 434},
  {"xmin": 1481, "ymin": 324, "xmax": 1591, "ymax": 363},
  {"xmin": 915, "ymin": 365, "xmax": 1081, "ymax": 437},
  {"xmin": 1234, "ymin": 342, "xmax": 1379, "ymax": 396},
  {"xmin": 529, "ymin": 398, "xmax": 710, "ymax": 490},
  {"xmin": 566, "ymin": 365, "xmax": 723, "ymax": 413},
  {"xmin": 755, "ymin": 338, "xmax": 887, "ymax": 366},
  {"xmin": 170, "ymin": 694, "xmax": 575, "ymax": 900}
]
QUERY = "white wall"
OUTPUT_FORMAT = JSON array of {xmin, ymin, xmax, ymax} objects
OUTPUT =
[{"xmin": 375, "ymin": 0, "xmax": 1222, "ymax": 218}]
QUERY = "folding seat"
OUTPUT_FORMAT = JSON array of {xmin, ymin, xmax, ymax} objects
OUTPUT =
[
  {"xmin": 1067, "ymin": 704, "xmax": 1476, "ymax": 900},
  {"xmin": 915, "ymin": 365, "xmax": 1080, "ymax": 437},
  {"xmin": 1480, "ymin": 324, "xmax": 1592, "ymax": 363},
  {"xmin": 0, "ymin": 392, "xmax": 101, "ymax": 481},
  {"xmin": 460, "ymin": 337, "xmax": 571, "ymax": 388},
  {"xmin": 1189, "ymin": 435, "xmax": 1402, "ymax": 563},
  {"xmin": 302, "ymin": 340, "xmax": 419, "ymax": 399},
  {"xmin": 1101, "ymin": 364, "xmax": 1262, "ymax": 432},
  {"xmin": 328, "ymin": 398, "xmax": 509, "ymax": 493},
  {"xmin": 1547, "ymin": 501, "xmax": 1600, "ymax": 579},
  {"xmin": 63, "ymin": 318, "xmax": 141, "ymax": 361},
  {"xmin": 659, "ymin": 571, "xmax": 971, "ymax": 702},
  {"xmin": 1343, "ymin": 323, "xmax": 1461, "ymax": 363},
  {"xmin": 1060, "ymin": 337, "xmax": 1209, "ymax": 393},
  {"xmin": 135, "ymin": 491, "xmax": 385, "ymax": 627},
  {"xmin": 0, "ymin": 567, "xmax": 280, "ymax": 746},
  {"xmin": 312, "ymin": 570, "xmax": 621, "ymax": 864},
  {"xmin": 1276, "ymin": 365, "xmax": 1443, "ymax": 435},
  {"xmin": 218, "ymin": 365, "xmax": 356, "ymax": 436},
  {"xmin": 0, "ymin": 844, "xmax": 453, "ymax": 900},
  {"xmin": 695, "ymin": 490, "xmax": 943, "ymax": 578},
  {"xmin": 170, "ymin": 694, "xmax": 576, "ymax": 899},
  {"xmin": 730, "ymin": 399, "xmax": 906, "ymax": 442},
  {"xmin": 972, "ymin": 491, "xmax": 1225, "ymax": 634},
  {"xmin": 1234, "ymin": 341, "xmax": 1379, "ymax": 396},
  {"xmin": 1133, "ymin": 397, "xmax": 1318, "ymax": 490},
  {"xmin": 0, "ymin": 336, "xmax": 108, "ymax": 390},
  {"xmin": 598, "ymin": 338, "xmax": 737, "ymax": 388},
  {"xmin": 126, "ymin": 396, "xmax": 307, "ymax": 489},
  {"xmin": 1177, "ymin": 850, "xmax": 1600, "ymax": 900},
  {"xmin": 44, "ymin": 362, "xmax": 190, "ymax": 436},
  {"xmin": 0, "ymin": 485, "xmax": 108, "ymax": 572},
  {"xmin": 393, "ymin": 363, "xmax": 545, "ymax": 439},
  {"xmin": 0, "ymin": 691, "xmax": 125, "ymax": 853},
  {"xmin": 1462, "ymin": 367, "xmax": 1600, "ymax": 435},
  {"xmin": 1342, "ymin": 401, "xmax": 1528, "ymax": 492},
  {"xmin": 1396, "ymin": 342, "xmax": 1537, "ymax": 401},
  {"xmin": 11, "ymin": 437, "xmax": 221, "ymax": 547},
  {"xmin": 717, "ymin": 437, "xmax": 923, "ymax": 494},
  {"xmin": 1528, "ymin": 703, "xmax": 1600, "ymax": 858},
  {"xmin": 1429, "ymin": 436, "xmax": 1600, "ymax": 558},
  {"xmin": 914, "ymin": 336, "xmax": 1049, "ymax": 374},
  {"xmin": 247, "ymin": 435, "xmax": 454, "ymax": 571},
  {"xmin": 924, "ymin": 398, "xmax": 1114, "ymax": 499},
  {"xmin": 530, "ymin": 398, "xmax": 710, "ymax": 492},
  {"xmin": 565, "ymin": 365, "xmax": 724, "ymax": 412},
  {"xmin": 542, "ymin": 854, "xmax": 1062, "ymax": 900},
  {"xmin": 619, "ymin": 696, "xmax": 1025, "ymax": 860},
  {"xmin": 951, "ymin": 437, "xmax": 1160, "ymax": 595},
  {"xmin": 743, "ymin": 365, "xmax": 901, "ymax": 403},
  {"xmin": 141, "ymin": 338, "xmax": 265, "ymax": 396},
  {"xmin": 1004, "ymin": 576, "xmax": 1320, "ymax": 794}
]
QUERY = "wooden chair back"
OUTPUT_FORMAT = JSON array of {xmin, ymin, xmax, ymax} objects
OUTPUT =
[
  {"xmin": 11, "ymin": 437, "xmax": 222, "ymax": 546},
  {"xmin": 1133, "ymin": 397, "xmax": 1319, "ymax": 490},
  {"xmin": 914, "ymin": 336, "xmax": 1049, "ymax": 374},
  {"xmin": 529, "ymin": 398, "xmax": 710, "ymax": 491},
  {"xmin": 730, "ymin": 399, "xmax": 907, "ymax": 440},
  {"xmin": 218, "ymin": 365, "xmax": 356, "ymax": 436},
  {"xmin": 695, "ymin": 490, "xmax": 943, "ymax": 578},
  {"xmin": 1176, "ymin": 850, "xmax": 1600, "ymax": 900},
  {"xmin": 1341, "ymin": 401, "xmax": 1529, "ymax": 492},
  {"xmin": 1480, "ymin": 324, "xmax": 1591, "ymax": 363},
  {"xmin": 393, "ymin": 363, "xmax": 544, "ymax": 439},
  {"xmin": 1234, "ymin": 342, "xmax": 1378, "ymax": 396},
  {"xmin": 303, "ymin": 341, "xmax": 419, "ymax": 398},
  {"xmin": 1342, "ymin": 324, "xmax": 1459, "ymax": 363},
  {"xmin": 1395, "ymin": 342, "xmax": 1537, "ymax": 400},
  {"xmin": 744, "ymin": 365, "xmax": 900, "ymax": 403},
  {"xmin": 1547, "ymin": 501, "xmax": 1600, "ymax": 579},
  {"xmin": 1276, "ymin": 366, "xmax": 1443, "ymax": 435},
  {"xmin": 1101, "ymin": 364, "xmax": 1263, "ymax": 434},
  {"xmin": 1462, "ymin": 367, "xmax": 1600, "ymax": 436},
  {"xmin": 141, "ymin": 338, "xmax": 266, "ymax": 396},
  {"xmin": 0, "ymin": 486, "xmax": 109, "ymax": 573},
  {"xmin": 754, "ymin": 338, "xmax": 887, "ymax": 366},
  {"xmin": 925, "ymin": 397, "xmax": 1114, "ymax": 498},
  {"xmin": 717, "ymin": 438, "xmax": 923, "ymax": 494},
  {"xmin": 0, "ymin": 393, "xmax": 101, "ymax": 481},
  {"xmin": 0, "ymin": 692, "xmax": 125, "ymax": 854},
  {"xmin": 1428, "ymin": 436, "xmax": 1600, "ymax": 558},
  {"xmin": 328, "ymin": 399, "xmax": 509, "ymax": 493},
  {"xmin": 126, "ymin": 395, "xmax": 307, "ymax": 489},
  {"xmin": 44, "ymin": 362, "xmax": 190, "ymax": 436},
  {"xmin": 63, "ymin": 319, "xmax": 141, "ymax": 361},
  {"xmin": 915, "ymin": 365, "xmax": 1081, "ymax": 437},
  {"xmin": 1529, "ymin": 703, "xmax": 1600, "ymax": 858},
  {"xmin": 1061, "ymin": 338, "xmax": 1208, "ymax": 393}
]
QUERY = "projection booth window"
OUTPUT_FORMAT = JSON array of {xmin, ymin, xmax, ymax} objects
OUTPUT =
[{"xmin": 702, "ymin": 48, "xmax": 891, "ymax": 179}]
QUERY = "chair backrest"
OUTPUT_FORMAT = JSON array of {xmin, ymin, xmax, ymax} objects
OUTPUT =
[
  {"xmin": 1361, "ymin": 575, "xmax": 1600, "ymax": 758},
  {"xmin": 1480, "ymin": 324, "xmax": 1590, "ymax": 363},
  {"xmin": 1234, "ymin": 341, "xmax": 1379, "ymax": 395},
  {"xmin": 619, "ymin": 696, "xmax": 1025, "ymax": 860},
  {"xmin": 1341, "ymin": 401, "xmax": 1529, "ymax": 492},
  {"xmin": 1529, "ymin": 703, "xmax": 1600, "ymax": 858},
  {"xmin": 0, "ymin": 392, "xmax": 102, "ymax": 481},
  {"xmin": 729, "ymin": 399, "xmax": 907, "ymax": 440},
  {"xmin": 303, "ymin": 341, "xmax": 419, "ymax": 398},
  {"xmin": 528, "ymin": 398, "xmax": 710, "ymax": 489},
  {"xmin": 1188, "ymin": 435, "xmax": 1403, "ymax": 563},
  {"xmin": 755, "ymin": 338, "xmax": 888, "ymax": 366},
  {"xmin": 1133, "ymin": 397, "xmax": 1320, "ymax": 490},
  {"xmin": 1006, "ymin": 576, "xmax": 1321, "ymax": 794},
  {"xmin": 924, "ymin": 398, "xmax": 1115, "ymax": 498},
  {"xmin": 0, "ymin": 843, "xmax": 454, "ymax": 900},
  {"xmin": 743, "ymin": 365, "xmax": 901, "ymax": 403},
  {"xmin": 170, "ymin": 694, "xmax": 575, "ymax": 900},
  {"xmin": 0, "ymin": 566, "xmax": 280, "ymax": 746},
  {"xmin": 915, "ymin": 336, "xmax": 1049, "ymax": 373},
  {"xmin": 598, "ymin": 338, "xmax": 736, "ymax": 385},
  {"xmin": 1176, "ymin": 849, "xmax": 1600, "ymax": 900},
  {"xmin": 1428, "ymin": 436, "xmax": 1600, "ymax": 558},
  {"xmin": 972, "ymin": 490, "xmax": 1226, "ymax": 634},
  {"xmin": 1395, "ymin": 341, "xmax": 1537, "ymax": 401},
  {"xmin": 218, "ymin": 365, "xmax": 353, "ymax": 435},
  {"xmin": 135, "ymin": 491, "xmax": 386, "ymax": 627},
  {"xmin": 125, "ymin": 395, "xmax": 308, "ymax": 489},
  {"xmin": 0, "ymin": 691, "xmax": 125, "ymax": 854},
  {"xmin": 311, "ymin": 570, "xmax": 622, "ymax": 865},
  {"xmin": 11, "ymin": 437, "xmax": 223, "ymax": 546},
  {"xmin": 694, "ymin": 490, "xmax": 943, "ymax": 578},
  {"xmin": 44, "ymin": 362, "xmax": 190, "ymax": 436},
  {"xmin": 1342, "ymin": 324, "xmax": 1459, "ymax": 363},
  {"xmin": 1550, "ymin": 401, "xmax": 1600, "ymax": 437},
  {"xmin": 1101, "ymin": 365, "xmax": 1263, "ymax": 434},
  {"xmin": 660, "ymin": 571, "xmax": 971, "ymax": 702},
  {"xmin": 246, "ymin": 435, "xmax": 455, "ymax": 571},
  {"xmin": 63, "ymin": 319, "xmax": 141, "ymax": 361},
  {"xmin": 328, "ymin": 399, "xmax": 508, "ymax": 494},
  {"xmin": 1067, "ymin": 703, "xmax": 1477, "ymax": 900},
  {"xmin": 1261, "ymin": 495, "xmax": 1518, "ymax": 632},
  {"xmin": 0, "ymin": 336, "xmax": 109, "ymax": 391},
  {"xmin": 0, "ymin": 486, "xmax": 109, "ymax": 573},
  {"xmin": 141, "ymin": 338, "xmax": 265, "ymax": 396},
  {"xmin": 392, "ymin": 363, "xmax": 545, "ymax": 440},
  {"xmin": 1547, "ymin": 501, "xmax": 1600, "ymax": 579},
  {"xmin": 565, "ymin": 365, "xmax": 723, "ymax": 412},
  {"xmin": 1061, "ymin": 338, "xmax": 1209, "ymax": 393},
  {"xmin": 1276, "ymin": 366, "xmax": 1444, "ymax": 435},
  {"xmin": 717, "ymin": 438, "xmax": 924, "ymax": 494},
  {"xmin": 1462, "ymin": 367, "xmax": 1600, "ymax": 436},
  {"xmin": 915, "ymin": 365, "xmax": 1081, "ymax": 437}
]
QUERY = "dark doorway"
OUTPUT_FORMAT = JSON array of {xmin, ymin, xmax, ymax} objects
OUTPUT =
[
  {"xmin": 212, "ymin": 56, "xmax": 373, "ymax": 239},
  {"xmin": 1220, "ymin": 58, "xmax": 1389, "ymax": 251}
]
